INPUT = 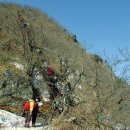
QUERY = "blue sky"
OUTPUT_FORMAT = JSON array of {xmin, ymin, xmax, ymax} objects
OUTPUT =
[{"xmin": 1, "ymin": 0, "xmax": 130, "ymax": 57}]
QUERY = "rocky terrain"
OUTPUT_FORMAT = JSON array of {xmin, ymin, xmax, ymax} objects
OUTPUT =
[{"xmin": 0, "ymin": 3, "xmax": 130, "ymax": 130}]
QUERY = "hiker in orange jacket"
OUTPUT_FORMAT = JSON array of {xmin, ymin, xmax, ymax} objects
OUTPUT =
[{"xmin": 23, "ymin": 97, "xmax": 39, "ymax": 127}]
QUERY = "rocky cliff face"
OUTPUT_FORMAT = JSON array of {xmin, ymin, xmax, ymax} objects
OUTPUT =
[{"xmin": 0, "ymin": 3, "xmax": 130, "ymax": 130}]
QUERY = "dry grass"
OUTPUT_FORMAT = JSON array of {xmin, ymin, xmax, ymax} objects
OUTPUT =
[{"xmin": 0, "ymin": 2, "xmax": 130, "ymax": 130}]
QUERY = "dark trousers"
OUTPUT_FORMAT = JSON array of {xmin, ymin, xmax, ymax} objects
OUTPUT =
[{"xmin": 32, "ymin": 112, "xmax": 37, "ymax": 125}]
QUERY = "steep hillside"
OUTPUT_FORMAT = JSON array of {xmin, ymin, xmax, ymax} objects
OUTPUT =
[{"xmin": 0, "ymin": 3, "xmax": 130, "ymax": 130}]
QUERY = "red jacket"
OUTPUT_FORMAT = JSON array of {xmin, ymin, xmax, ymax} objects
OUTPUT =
[
  {"xmin": 33, "ymin": 102, "xmax": 39, "ymax": 113},
  {"xmin": 23, "ymin": 101, "xmax": 30, "ymax": 111},
  {"xmin": 47, "ymin": 67, "xmax": 53, "ymax": 76}
]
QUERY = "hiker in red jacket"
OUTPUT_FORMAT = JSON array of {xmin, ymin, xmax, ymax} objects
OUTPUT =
[
  {"xmin": 23, "ymin": 99, "xmax": 30, "ymax": 127},
  {"xmin": 47, "ymin": 66, "xmax": 53, "ymax": 76},
  {"xmin": 23, "ymin": 97, "xmax": 39, "ymax": 127}
]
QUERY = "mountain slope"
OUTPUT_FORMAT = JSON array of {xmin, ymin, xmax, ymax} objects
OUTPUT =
[{"xmin": 0, "ymin": 3, "xmax": 130, "ymax": 130}]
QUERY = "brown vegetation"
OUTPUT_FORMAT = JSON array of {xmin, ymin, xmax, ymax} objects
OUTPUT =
[{"xmin": 0, "ymin": 2, "xmax": 130, "ymax": 130}]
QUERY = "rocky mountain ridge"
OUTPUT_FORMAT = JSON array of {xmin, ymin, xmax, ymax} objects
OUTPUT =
[{"xmin": 0, "ymin": 3, "xmax": 130, "ymax": 130}]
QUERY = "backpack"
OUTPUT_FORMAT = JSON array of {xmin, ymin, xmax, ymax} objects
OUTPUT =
[{"xmin": 29, "ymin": 99, "xmax": 35, "ymax": 112}]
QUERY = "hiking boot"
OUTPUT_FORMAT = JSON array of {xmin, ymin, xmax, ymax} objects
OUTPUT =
[
  {"xmin": 25, "ymin": 123, "xmax": 30, "ymax": 128},
  {"xmin": 32, "ymin": 124, "xmax": 35, "ymax": 127}
]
